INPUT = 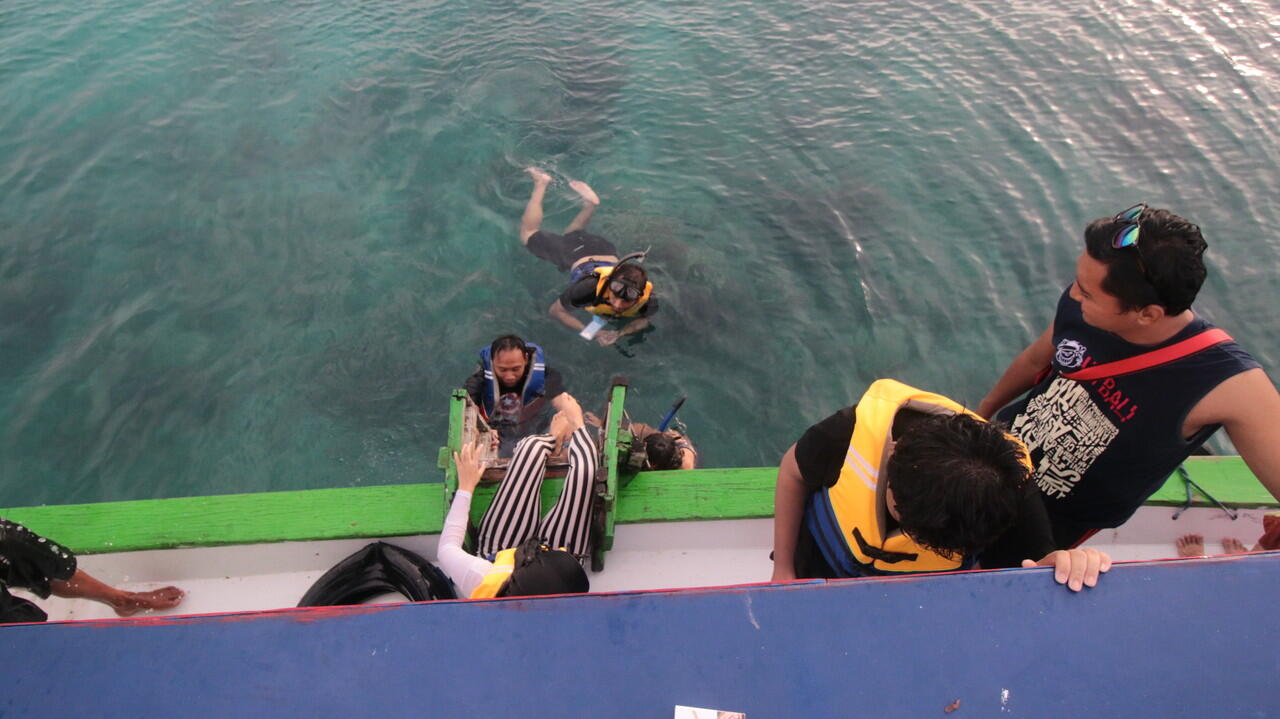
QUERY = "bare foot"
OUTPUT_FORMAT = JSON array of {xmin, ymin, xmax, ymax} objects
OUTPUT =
[
  {"xmin": 1175, "ymin": 534, "xmax": 1205, "ymax": 558},
  {"xmin": 113, "ymin": 586, "xmax": 185, "ymax": 616},
  {"xmin": 1222, "ymin": 537, "xmax": 1248, "ymax": 554},
  {"xmin": 569, "ymin": 180, "xmax": 599, "ymax": 206},
  {"xmin": 526, "ymin": 167, "xmax": 551, "ymax": 185},
  {"xmin": 557, "ymin": 393, "xmax": 584, "ymax": 430}
]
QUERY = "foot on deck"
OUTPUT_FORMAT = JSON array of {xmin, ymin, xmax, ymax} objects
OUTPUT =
[
  {"xmin": 113, "ymin": 586, "xmax": 185, "ymax": 616},
  {"xmin": 1222, "ymin": 537, "xmax": 1249, "ymax": 554},
  {"xmin": 1175, "ymin": 534, "xmax": 1206, "ymax": 558}
]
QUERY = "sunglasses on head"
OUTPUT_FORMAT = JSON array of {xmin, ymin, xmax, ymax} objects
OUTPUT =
[
  {"xmin": 1111, "ymin": 203, "xmax": 1146, "ymax": 250},
  {"xmin": 1111, "ymin": 203, "xmax": 1165, "ymax": 305},
  {"xmin": 608, "ymin": 279, "xmax": 642, "ymax": 302}
]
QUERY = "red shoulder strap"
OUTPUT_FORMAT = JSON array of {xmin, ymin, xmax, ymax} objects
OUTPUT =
[{"xmin": 1061, "ymin": 328, "xmax": 1233, "ymax": 381}]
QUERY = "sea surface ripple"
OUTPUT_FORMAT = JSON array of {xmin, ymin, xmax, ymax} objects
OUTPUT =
[{"xmin": 1, "ymin": 0, "xmax": 1277, "ymax": 504}]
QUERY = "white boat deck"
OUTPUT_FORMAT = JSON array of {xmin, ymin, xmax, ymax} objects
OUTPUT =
[{"xmin": 19, "ymin": 506, "xmax": 1269, "ymax": 622}]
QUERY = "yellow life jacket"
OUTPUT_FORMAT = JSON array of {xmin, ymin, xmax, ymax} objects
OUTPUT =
[
  {"xmin": 586, "ymin": 266, "xmax": 653, "ymax": 318},
  {"xmin": 806, "ymin": 379, "xmax": 1032, "ymax": 576},
  {"xmin": 469, "ymin": 547, "xmax": 517, "ymax": 599}
]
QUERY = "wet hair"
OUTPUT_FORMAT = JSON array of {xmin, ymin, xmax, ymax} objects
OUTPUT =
[
  {"xmin": 496, "ymin": 538, "xmax": 589, "ymax": 597},
  {"xmin": 611, "ymin": 263, "xmax": 648, "ymax": 292},
  {"xmin": 643, "ymin": 433, "xmax": 681, "ymax": 470},
  {"xmin": 886, "ymin": 413, "xmax": 1031, "ymax": 559},
  {"xmin": 489, "ymin": 334, "xmax": 529, "ymax": 359},
  {"xmin": 1083, "ymin": 207, "xmax": 1207, "ymax": 314}
]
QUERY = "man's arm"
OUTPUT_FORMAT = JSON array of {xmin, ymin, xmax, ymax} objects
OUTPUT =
[
  {"xmin": 978, "ymin": 324, "xmax": 1055, "ymax": 419},
  {"xmin": 548, "ymin": 299, "xmax": 587, "ymax": 332},
  {"xmin": 678, "ymin": 441, "xmax": 697, "ymax": 469},
  {"xmin": 1189, "ymin": 368, "xmax": 1280, "ymax": 503},
  {"xmin": 771, "ymin": 444, "xmax": 807, "ymax": 582}
]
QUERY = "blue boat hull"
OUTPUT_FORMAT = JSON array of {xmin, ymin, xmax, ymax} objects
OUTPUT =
[{"xmin": 4, "ymin": 553, "xmax": 1276, "ymax": 718}]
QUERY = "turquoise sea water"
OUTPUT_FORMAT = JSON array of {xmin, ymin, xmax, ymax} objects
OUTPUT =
[{"xmin": 1, "ymin": 0, "xmax": 1277, "ymax": 506}]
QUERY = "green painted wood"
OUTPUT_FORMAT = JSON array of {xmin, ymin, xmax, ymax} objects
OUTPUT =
[
  {"xmin": 0, "ymin": 486, "xmax": 447, "ymax": 555},
  {"xmin": 595, "ymin": 382, "xmax": 627, "ymax": 567},
  {"xmin": 440, "ymin": 389, "xmax": 467, "ymax": 513},
  {"xmin": 1, "ymin": 455, "xmax": 1271, "ymax": 557},
  {"xmin": 1149, "ymin": 456, "xmax": 1276, "ymax": 506},
  {"xmin": 616, "ymin": 468, "xmax": 776, "ymax": 522}
]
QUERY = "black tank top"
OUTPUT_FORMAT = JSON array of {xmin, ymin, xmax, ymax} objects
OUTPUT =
[{"xmin": 998, "ymin": 288, "xmax": 1259, "ymax": 529}]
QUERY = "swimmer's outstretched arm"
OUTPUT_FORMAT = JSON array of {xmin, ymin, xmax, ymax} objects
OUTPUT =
[
  {"xmin": 596, "ymin": 318, "xmax": 650, "ymax": 347},
  {"xmin": 548, "ymin": 299, "xmax": 587, "ymax": 332},
  {"xmin": 520, "ymin": 168, "xmax": 552, "ymax": 245}
]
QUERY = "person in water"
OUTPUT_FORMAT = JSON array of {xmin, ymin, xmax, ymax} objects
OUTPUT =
[
  {"xmin": 438, "ymin": 396, "xmax": 594, "ymax": 599},
  {"xmin": 586, "ymin": 412, "xmax": 697, "ymax": 470},
  {"xmin": 463, "ymin": 334, "xmax": 571, "ymax": 457},
  {"xmin": 770, "ymin": 379, "xmax": 1110, "ymax": 591},
  {"xmin": 1, "ymin": 518, "xmax": 184, "ymax": 623},
  {"xmin": 977, "ymin": 204, "xmax": 1280, "ymax": 550},
  {"xmin": 519, "ymin": 168, "xmax": 657, "ymax": 346}
]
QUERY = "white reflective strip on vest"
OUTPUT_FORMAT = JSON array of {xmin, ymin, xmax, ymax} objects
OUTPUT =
[{"xmin": 844, "ymin": 447, "xmax": 878, "ymax": 490}]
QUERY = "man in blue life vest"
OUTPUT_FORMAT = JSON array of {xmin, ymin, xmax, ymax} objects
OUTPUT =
[
  {"xmin": 519, "ymin": 168, "xmax": 658, "ymax": 346},
  {"xmin": 978, "ymin": 205, "xmax": 1280, "ymax": 551},
  {"xmin": 771, "ymin": 379, "xmax": 1110, "ymax": 591},
  {"xmin": 462, "ymin": 334, "xmax": 572, "ymax": 457}
]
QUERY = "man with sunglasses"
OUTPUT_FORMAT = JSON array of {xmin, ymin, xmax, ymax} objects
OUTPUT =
[
  {"xmin": 978, "ymin": 205, "xmax": 1280, "ymax": 551},
  {"xmin": 519, "ymin": 168, "xmax": 658, "ymax": 346}
]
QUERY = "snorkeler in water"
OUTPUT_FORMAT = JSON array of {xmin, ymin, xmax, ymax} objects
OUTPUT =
[{"xmin": 519, "ymin": 168, "xmax": 658, "ymax": 346}]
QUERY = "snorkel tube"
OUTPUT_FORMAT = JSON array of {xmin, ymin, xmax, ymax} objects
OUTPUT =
[{"xmin": 657, "ymin": 395, "xmax": 686, "ymax": 432}]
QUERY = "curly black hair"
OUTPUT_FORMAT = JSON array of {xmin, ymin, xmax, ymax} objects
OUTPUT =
[
  {"xmin": 885, "ymin": 413, "xmax": 1031, "ymax": 559},
  {"xmin": 1083, "ymin": 206, "xmax": 1207, "ymax": 315}
]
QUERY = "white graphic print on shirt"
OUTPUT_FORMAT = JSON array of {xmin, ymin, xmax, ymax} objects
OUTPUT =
[{"xmin": 1009, "ymin": 377, "xmax": 1119, "ymax": 499}]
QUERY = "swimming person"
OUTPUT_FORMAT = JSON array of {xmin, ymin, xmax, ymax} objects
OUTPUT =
[
  {"xmin": 770, "ymin": 380, "xmax": 1110, "ymax": 591},
  {"xmin": 438, "ymin": 396, "xmax": 595, "ymax": 598},
  {"xmin": 519, "ymin": 168, "xmax": 658, "ymax": 346},
  {"xmin": 462, "ymin": 334, "xmax": 571, "ymax": 457},
  {"xmin": 1, "ymin": 518, "xmax": 184, "ymax": 623}
]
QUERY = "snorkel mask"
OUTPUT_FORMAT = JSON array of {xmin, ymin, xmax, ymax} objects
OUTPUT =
[{"xmin": 607, "ymin": 251, "xmax": 648, "ymax": 302}]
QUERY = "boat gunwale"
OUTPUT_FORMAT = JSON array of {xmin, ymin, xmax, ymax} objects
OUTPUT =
[{"xmin": 0, "ymin": 456, "xmax": 1272, "ymax": 555}]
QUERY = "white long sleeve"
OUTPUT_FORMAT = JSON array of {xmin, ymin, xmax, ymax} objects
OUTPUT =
[{"xmin": 437, "ymin": 490, "xmax": 496, "ymax": 597}]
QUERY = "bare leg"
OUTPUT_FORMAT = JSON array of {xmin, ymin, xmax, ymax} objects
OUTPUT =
[
  {"xmin": 50, "ymin": 569, "xmax": 184, "ymax": 617},
  {"xmin": 1175, "ymin": 533, "xmax": 1205, "ymax": 557},
  {"xmin": 1221, "ymin": 537, "xmax": 1249, "ymax": 554},
  {"xmin": 563, "ymin": 180, "xmax": 600, "ymax": 234},
  {"xmin": 519, "ymin": 167, "xmax": 553, "ymax": 245}
]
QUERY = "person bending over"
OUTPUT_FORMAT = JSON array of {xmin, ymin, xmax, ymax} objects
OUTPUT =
[
  {"xmin": 771, "ymin": 379, "xmax": 1110, "ymax": 591},
  {"xmin": 1, "ymin": 518, "xmax": 184, "ymax": 624},
  {"xmin": 463, "ymin": 334, "xmax": 571, "ymax": 457},
  {"xmin": 438, "ymin": 397, "xmax": 595, "ymax": 598},
  {"xmin": 978, "ymin": 204, "xmax": 1280, "ymax": 550},
  {"xmin": 585, "ymin": 411, "xmax": 697, "ymax": 471},
  {"xmin": 519, "ymin": 168, "xmax": 658, "ymax": 346}
]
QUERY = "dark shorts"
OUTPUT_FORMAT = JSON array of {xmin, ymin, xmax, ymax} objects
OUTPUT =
[
  {"xmin": 1, "ymin": 519, "xmax": 78, "ymax": 624},
  {"xmin": 526, "ymin": 230, "xmax": 616, "ymax": 273}
]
